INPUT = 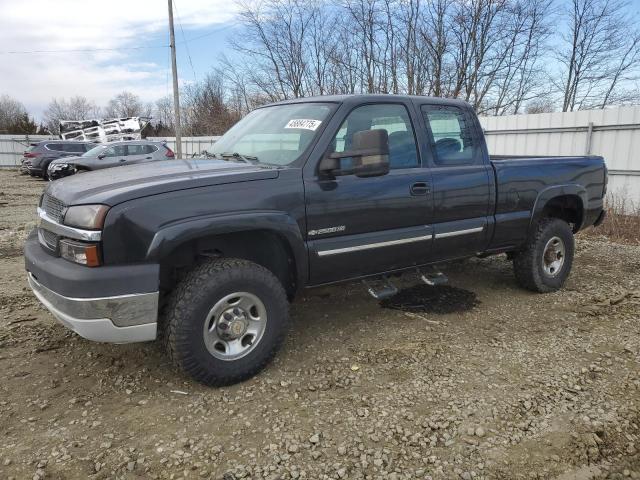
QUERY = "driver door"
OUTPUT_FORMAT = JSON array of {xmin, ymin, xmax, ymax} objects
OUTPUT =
[{"xmin": 304, "ymin": 102, "xmax": 433, "ymax": 284}]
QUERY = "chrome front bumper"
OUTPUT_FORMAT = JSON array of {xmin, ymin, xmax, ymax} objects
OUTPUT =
[{"xmin": 27, "ymin": 272, "xmax": 158, "ymax": 343}]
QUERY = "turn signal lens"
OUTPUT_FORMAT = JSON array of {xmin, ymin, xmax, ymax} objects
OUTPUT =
[{"xmin": 59, "ymin": 239, "xmax": 101, "ymax": 267}]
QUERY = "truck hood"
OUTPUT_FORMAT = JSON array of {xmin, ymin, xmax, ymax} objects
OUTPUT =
[{"xmin": 46, "ymin": 159, "xmax": 280, "ymax": 206}]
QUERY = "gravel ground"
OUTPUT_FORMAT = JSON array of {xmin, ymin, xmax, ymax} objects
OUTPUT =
[{"xmin": 0, "ymin": 169, "xmax": 638, "ymax": 480}]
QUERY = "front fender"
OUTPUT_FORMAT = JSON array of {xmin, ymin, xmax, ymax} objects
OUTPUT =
[
  {"xmin": 529, "ymin": 184, "xmax": 587, "ymax": 231},
  {"xmin": 146, "ymin": 211, "xmax": 308, "ymax": 285}
]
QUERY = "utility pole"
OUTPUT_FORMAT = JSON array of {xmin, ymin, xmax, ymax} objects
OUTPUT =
[{"xmin": 168, "ymin": 0, "xmax": 182, "ymax": 158}]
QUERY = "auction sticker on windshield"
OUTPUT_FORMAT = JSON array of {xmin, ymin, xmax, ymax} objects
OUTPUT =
[{"xmin": 285, "ymin": 119, "xmax": 322, "ymax": 131}]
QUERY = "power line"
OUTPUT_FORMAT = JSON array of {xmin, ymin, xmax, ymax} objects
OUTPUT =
[
  {"xmin": 177, "ymin": 23, "xmax": 235, "ymax": 43},
  {"xmin": 173, "ymin": 0, "xmax": 198, "ymax": 83},
  {"xmin": 0, "ymin": 22, "xmax": 236, "ymax": 56},
  {"xmin": 0, "ymin": 45, "xmax": 170, "ymax": 55}
]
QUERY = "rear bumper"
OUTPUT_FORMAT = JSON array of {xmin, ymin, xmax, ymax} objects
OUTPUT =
[
  {"xmin": 28, "ymin": 273, "xmax": 157, "ymax": 343},
  {"xmin": 24, "ymin": 231, "xmax": 159, "ymax": 343}
]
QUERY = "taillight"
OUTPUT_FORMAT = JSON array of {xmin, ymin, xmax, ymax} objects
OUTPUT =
[
  {"xmin": 24, "ymin": 152, "xmax": 39, "ymax": 158},
  {"xmin": 165, "ymin": 148, "xmax": 175, "ymax": 158}
]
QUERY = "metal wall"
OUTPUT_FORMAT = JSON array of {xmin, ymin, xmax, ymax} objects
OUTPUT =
[
  {"xmin": 0, "ymin": 135, "xmax": 220, "ymax": 167},
  {"xmin": 0, "ymin": 134, "xmax": 55, "ymax": 167},
  {"xmin": 146, "ymin": 136, "xmax": 220, "ymax": 157},
  {"xmin": 479, "ymin": 106, "xmax": 640, "ymax": 205}
]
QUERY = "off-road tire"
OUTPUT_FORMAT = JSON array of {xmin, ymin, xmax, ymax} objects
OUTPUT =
[
  {"xmin": 160, "ymin": 258, "xmax": 289, "ymax": 386},
  {"xmin": 513, "ymin": 218, "xmax": 574, "ymax": 293}
]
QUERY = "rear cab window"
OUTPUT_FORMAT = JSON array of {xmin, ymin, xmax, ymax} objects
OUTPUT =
[{"xmin": 421, "ymin": 105, "xmax": 480, "ymax": 166}]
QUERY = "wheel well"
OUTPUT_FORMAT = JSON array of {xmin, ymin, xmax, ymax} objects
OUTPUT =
[
  {"xmin": 159, "ymin": 230, "xmax": 298, "ymax": 299},
  {"xmin": 541, "ymin": 195, "xmax": 583, "ymax": 232}
]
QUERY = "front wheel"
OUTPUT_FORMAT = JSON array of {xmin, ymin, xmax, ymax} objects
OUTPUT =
[
  {"xmin": 161, "ymin": 258, "xmax": 289, "ymax": 386},
  {"xmin": 513, "ymin": 218, "xmax": 575, "ymax": 293}
]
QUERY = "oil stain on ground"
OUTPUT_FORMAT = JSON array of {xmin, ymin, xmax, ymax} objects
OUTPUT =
[{"xmin": 380, "ymin": 284, "xmax": 479, "ymax": 314}]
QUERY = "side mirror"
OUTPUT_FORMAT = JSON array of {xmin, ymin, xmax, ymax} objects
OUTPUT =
[
  {"xmin": 97, "ymin": 153, "xmax": 105, "ymax": 160},
  {"xmin": 320, "ymin": 129, "xmax": 390, "ymax": 178}
]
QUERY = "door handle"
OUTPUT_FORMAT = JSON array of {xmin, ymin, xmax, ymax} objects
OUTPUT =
[
  {"xmin": 145, "ymin": 156, "xmax": 152, "ymax": 159},
  {"xmin": 119, "ymin": 159, "xmax": 126, "ymax": 162},
  {"xmin": 410, "ymin": 182, "xmax": 430, "ymax": 195}
]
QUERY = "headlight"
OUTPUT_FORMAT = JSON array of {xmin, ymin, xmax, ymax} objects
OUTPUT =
[
  {"xmin": 50, "ymin": 163, "xmax": 68, "ymax": 171},
  {"xmin": 63, "ymin": 205, "xmax": 109, "ymax": 230},
  {"xmin": 59, "ymin": 239, "xmax": 101, "ymax": 267}
]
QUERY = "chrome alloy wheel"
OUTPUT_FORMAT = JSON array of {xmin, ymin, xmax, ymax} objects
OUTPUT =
[
  {"xmin": 542, "ymin": 236, "xmax": 565, "ymax": 277},
  {"xmin": 203, "ymin": 292, "xmax": 267, "ymax": 361}
]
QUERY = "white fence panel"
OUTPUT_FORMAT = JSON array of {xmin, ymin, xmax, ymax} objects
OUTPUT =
[
  {"xmin": 479, "ymin": 106, "xmax": 640, "ymax": 205},
  {"xmin": 0, "ymin": 134, "xmax": 56, "ymax": 167}
]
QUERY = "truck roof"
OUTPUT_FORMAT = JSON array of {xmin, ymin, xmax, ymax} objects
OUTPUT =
[{"xmin": 266, "ymin": 94, "xmax": 472, "ymax": 109}]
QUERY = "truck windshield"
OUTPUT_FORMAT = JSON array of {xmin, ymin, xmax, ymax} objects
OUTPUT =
[{"xmin": 210, "ymin": 103, "xmax": 333, "ymax": 166}]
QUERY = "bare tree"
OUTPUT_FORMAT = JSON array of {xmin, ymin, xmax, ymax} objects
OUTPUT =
[
  {"xmin": 486, "ymin": 0, "xmax": 554, "ymax": 114},
  {"xmin": 557, "ymin": 0, "xmax": 640, "ymax": 111},
  {"xmin": 0, "ymin": 95, "xmax": 28, "ymax": 133},
  {"xmin": 152, "ymin": 96, "xmax": 175, "ymax": 135},
  {"xmin": 230, "ymin": 0, "xmax": 315, "ymax": 100},
  {"xmin": 104, "ymin": 91, "xmax": 147, "ymax": 118},
  {"xmin": 525, "ymin": 96, "xmax": 556, "ymax": 113},
  {"xmin": 212, "ymin": 0, "xmax": 640, "ymax": 116},
  {"xmin": 181, "ymin": 74, "xmax": 241, "ymax": 135},
  {"xmin": 43, "ymin": 96, "xmax": 101, "ymax": 135}
]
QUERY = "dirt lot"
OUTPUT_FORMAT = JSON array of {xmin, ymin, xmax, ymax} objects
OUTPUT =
[{"xmin": 0, "ymin": 170, "xmax": 639, "ymax": 480}]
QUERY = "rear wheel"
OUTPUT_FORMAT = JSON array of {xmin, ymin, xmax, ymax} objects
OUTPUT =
[
  {"xmin": 161, "ymin": 258, "xmax": 289, "ymax": 386},
  {"xmin": 513, "ymin": 218, "xmax": 574, "ymax": 293}
]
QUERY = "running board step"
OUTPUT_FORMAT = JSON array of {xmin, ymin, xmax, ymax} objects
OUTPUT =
[
  {"xmin": 363, "ymin": 277, "xmax": 398, "ymax": 300},
  {"xmin": 419, "ymin": 269, "xmax": 448, "ymax": 286}
]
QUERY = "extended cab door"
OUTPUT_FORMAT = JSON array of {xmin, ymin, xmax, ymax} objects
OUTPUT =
[
  {"xmin": 418, "ymin": 103, "xmax": 494, "ymax": 260},
  {"xmin": 304, "ymin": 102, "xmax": 433, "ymax": 284}
]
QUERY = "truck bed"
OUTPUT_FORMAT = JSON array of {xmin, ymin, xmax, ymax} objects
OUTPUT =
[{"xmin": 488, "ymin": 154, "xmax": 606, "ymax": 250}]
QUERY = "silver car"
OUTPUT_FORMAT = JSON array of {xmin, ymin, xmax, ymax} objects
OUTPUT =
[{"xmin": 48, "ymin": 140, "xmax": 175, "ymax": 180}]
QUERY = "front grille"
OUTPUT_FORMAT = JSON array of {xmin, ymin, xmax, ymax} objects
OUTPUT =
[{"xmin": 42, "ymin": 193, "xmax": 66, "ymax": 223}]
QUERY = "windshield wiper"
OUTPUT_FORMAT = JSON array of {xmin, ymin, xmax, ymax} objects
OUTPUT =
[{"xmin": 219, "ymin": 152, "xmax": 259, "ymax": 164}]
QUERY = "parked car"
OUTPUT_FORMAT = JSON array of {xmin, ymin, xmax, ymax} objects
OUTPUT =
[
  {"xmin": 26, "ymin": 94, "xmax": 607, "ymax": 387},
  {"xmin": 21, "ymin": 140, "xmax": 95, "ymax": 179},
  {"xmin": 47, "ymin": 140, "xmax": 175, "ymax": 180}
]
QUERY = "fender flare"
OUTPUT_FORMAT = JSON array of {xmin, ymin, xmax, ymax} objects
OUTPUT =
[
  {"xmin": 145, "ymin": 210, "xmax": 308, "ymax": 285},
  {"xmin": 529, "ymin": 184, "xmax": 587, "ymax": 232}
]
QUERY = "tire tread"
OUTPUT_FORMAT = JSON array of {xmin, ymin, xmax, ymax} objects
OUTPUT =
[
  {"xmin": 160, "ymin": 258, "xmax": 288, "ymax": 386},
  {"xmin": 513, "ymin": 218, "xmax": 574, "ymax": 293}
]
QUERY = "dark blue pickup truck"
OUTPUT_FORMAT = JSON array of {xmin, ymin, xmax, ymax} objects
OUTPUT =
[{"xmin": 25, "ymin": 95, "xmax": 607, "ymax": 386}]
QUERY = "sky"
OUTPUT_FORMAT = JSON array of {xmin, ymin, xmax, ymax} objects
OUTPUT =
[
  {"xmin": 0, "ymin": 0, "xmax": 240, "ymax": 121},
  {"xmin": 3, "ymin": 0, "xmax": 640, "ymax": 123}
]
